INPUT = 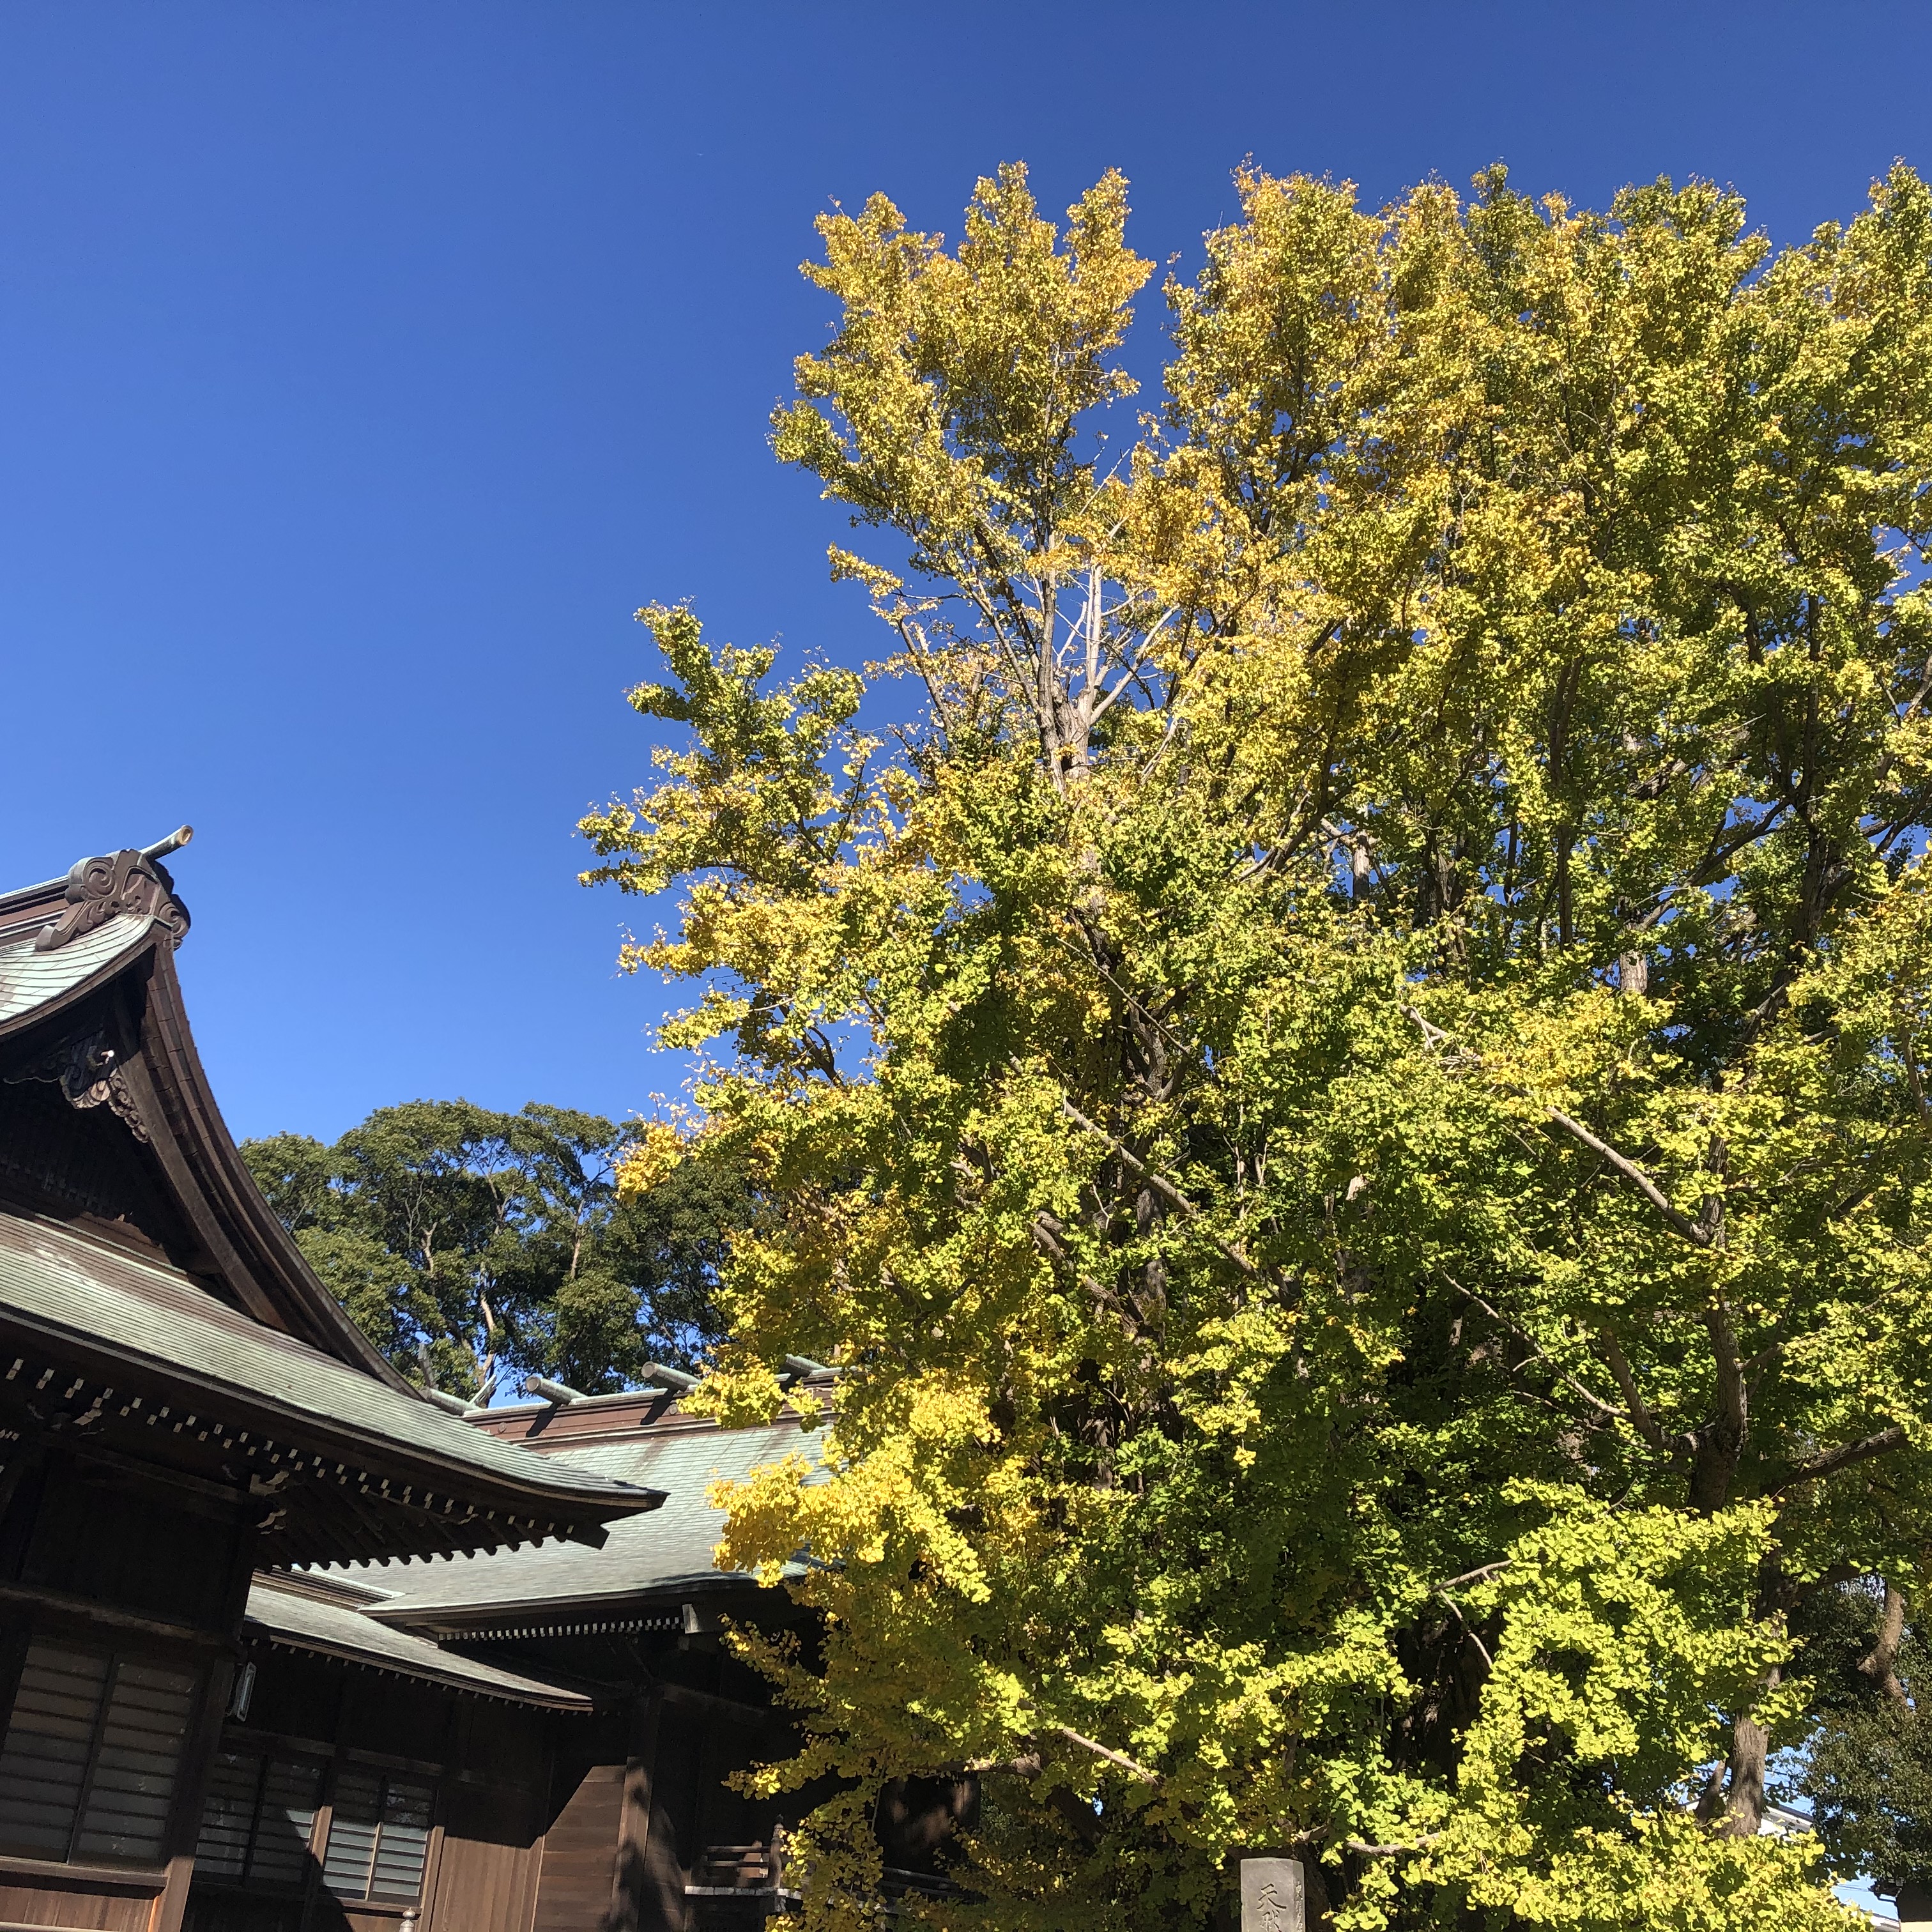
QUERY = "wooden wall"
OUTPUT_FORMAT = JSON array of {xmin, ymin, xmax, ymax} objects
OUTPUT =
[
  {"xmin": 540, "ymin": 1683, "xmax": 806, "ymax": 1932},
  {"xmin": 425, "ymin": 1779, "xmax": 541, "ymax": 1932},
  {"xmin": 531, "ymin": 1713, "xmax": 626, "ymax": 1932},
  {"xmin": 169, "ymin": 1637, "xmax": 968, "ymax": 1932},
  {"xmin": 0, "ymin": 1438, "xmax": 250, "ymax": 1932},
  {"xmin": 0, "ymin": 1866, "xmax": 169, "ymax": 1931},
  {"xmin": 183, "ymin": 1650, "xmax": 558, "ymax": 1932}
]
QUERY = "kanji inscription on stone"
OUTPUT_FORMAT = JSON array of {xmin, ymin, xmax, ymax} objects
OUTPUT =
[{"xmin": 1240, "ymin": 1857, "xmax": 1305, "ymax": 1932}]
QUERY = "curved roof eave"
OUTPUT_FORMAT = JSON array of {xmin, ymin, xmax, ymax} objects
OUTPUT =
[{"xmin": 0, "ymin": 840, "xmax": 410, "ymax": 1384}]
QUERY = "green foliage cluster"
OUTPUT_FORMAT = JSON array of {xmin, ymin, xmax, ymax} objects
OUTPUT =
[
  {"xmin": 241, "ymin": 1099, "xmax": 742, "ymax": 1392},
  {"xmin": 581, "ymin": 159, "xmax": 1932, "ymax": 1928},
  {"xmin": 1792, "ymin": 1580, "xmax": 1932, "ymax": 1897}
]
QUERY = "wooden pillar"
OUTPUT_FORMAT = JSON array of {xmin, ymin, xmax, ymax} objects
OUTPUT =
[
  {"xmin": 150, "ymin": 1509, "xmax": 258, "ymax": 1932},
  {"xmin": 609, "ymin": 1689, "xmax": 663, "ymax": 1932}
]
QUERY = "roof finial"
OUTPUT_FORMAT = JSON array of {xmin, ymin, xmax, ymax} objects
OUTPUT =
[
  {"xmin": 33, "ymin": 840, "xmax": 192, "ymax": 953},
  {"xmin": 142, "ymin": 825, "xmax": 194, "ymax": 861}
]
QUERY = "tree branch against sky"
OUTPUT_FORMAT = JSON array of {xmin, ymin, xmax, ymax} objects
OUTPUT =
[{"xmin": 582, "ymin": 160, "xmax": 1932, "ymax": 1930}]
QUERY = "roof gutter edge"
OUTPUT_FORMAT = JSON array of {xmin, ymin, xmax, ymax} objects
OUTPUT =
[
  {"xmin": 244, "ymin": 1620, "xmax": 596, "ymax": 1710},
  {"xmin": 362, "ymin": 1570, "xmax": 776, "ymax": 1633},
  {"xmin": 0, "ymin": 1300, "xmax": 666, "ymax": 1524}
]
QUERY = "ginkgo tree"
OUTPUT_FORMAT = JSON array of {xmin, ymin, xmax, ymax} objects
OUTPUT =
[{"xmin": 581, "ymin": 159, "xmax": 1932, "ymax": 1929}]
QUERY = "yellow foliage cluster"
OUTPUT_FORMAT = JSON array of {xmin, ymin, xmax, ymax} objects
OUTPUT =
[{"xmin": 582, "ymin": 160, "xmax": 1932, "ymax": 1929}]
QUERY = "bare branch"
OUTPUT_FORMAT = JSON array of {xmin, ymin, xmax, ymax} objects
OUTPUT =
[
  {"xmin": 1448, "ymin": 1281, "xmax": 1629, "ymax": 1422},
  {"xmin": 1399, "ymin": 1004, "xmax": 1455, "ymax": 1052},
  {"xmin": 1434, "ymin": 1560, "xmax": 1512, "ymax": 1592},
  {"xmin": 1547, "ymin": 1108, "xmax": 1712, "ymax": 1247},
  {"xmin": 1058, "ymin": 1098, "xmax": 1261, "ymax": 1279},
  {"xmin": 1049, "ymin": 1724, "xmax": 1160, "ymax": 1784},
  {"xmin": 1433, "ymin": 1591, "xmax": 1494, "ymax": 1671},
  {"xmin": 1342, "ymin": 1832, "xmax": 1443, "ymax": 1859},
  {"xmin": 1390, "ymin": 1013, "xmax": 1723, "ymax": 1252},
  {"xmin": 1689, "ymin": 800, "xmax": 1790, "ymax": 888},
  {"xmin": 1774, "ymin": 1425, "xmax": 1908, "ymax": 1492},
  {"xmin": 1029, "ymin": 1215, "xmax": 1144, "ymax": 1334},
  {"xmin": 1233, "ymin": 843, "xmax": 1291, "ymax": 887}
]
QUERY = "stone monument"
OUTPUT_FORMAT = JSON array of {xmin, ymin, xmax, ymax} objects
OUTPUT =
[{"xmin": 1240, "ymin": 1857, "xmax": 1305, "ymax": 1932}]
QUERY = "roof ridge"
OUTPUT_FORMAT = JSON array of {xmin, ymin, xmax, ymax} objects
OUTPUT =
[{"xmin": 0, "ymin": 827, "xmax": 193, "ymax": 916}]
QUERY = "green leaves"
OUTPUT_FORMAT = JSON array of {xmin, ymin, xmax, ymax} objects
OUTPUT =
[
  {"xmin": 1805, "ymin": 1696, "xmax": 1932, "ymax": 1894},
  {"xmin": 241, "ymin": 1098, "xmax": 747, "ymax": 1391},
  {"xmin": 581, "ymin": 601, "xmax": 875, "ymax": 903},
  {"xmin": 590, "ymin": 160, "xmax": 1932, "ymax": 1928},
  {"xmin": 776, "ymin": 164, "xmax": 1147, "ymax": 554}
]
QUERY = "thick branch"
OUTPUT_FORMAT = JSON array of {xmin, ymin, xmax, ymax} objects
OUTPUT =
[
  {"xmin": 1059, "ymin": 1099, "xmax": 1261, "ymax": 1279},
  {"xmin": 970, "ymin": 1749, "xmax": 1105, "ymax": 1848},
  {"xmin": 1029, "ymin": 1215, "xmax": 1145, "ymax": 1335},
  {"xmin": 1899, "ymin": 1009, "xmax": 1932, "ymax": 1136},
  {"xmin": 1595, "ymin": 1329, "xmax": 1696, "ymax": 1460},
  {"xmin": 967, "ymin": 1726, "xmax": 1160, "ymax": 1797},
  {"xmin": 1342, "ymin": 1832, "xmax": 1443, "ymax": 1859},
  {"xmin": 1049, "ymin": 1724, "xmax": 1160, "ymax": 1784},
  {"xmin": 1859, "ymin": 1583, "xmax": 1911, "ymax": 1706},
  {"xmin": 1547, "ymin": 1108, "xmax": 1712, "ymax": 1247},
  {"xmin": 1689, "ymin": 1287, "xmax": 1749, "ymax": 1514},
  {"xmin": 1774, "ymin": 1425, "xmax": 1908, "ymax": 1492}
]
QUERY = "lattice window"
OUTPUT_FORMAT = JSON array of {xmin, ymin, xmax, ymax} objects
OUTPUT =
[
  {"xmin": 0, "ymin": 1640, "xmax": 198, "ymax": 1866},
  {"xmin": 321, "ymin": 1765, "xmax": 434, "ymax": 1904},
  {"xmin": 194, "ymin": 1747, "xmax": 324, "ymax": 1890}
]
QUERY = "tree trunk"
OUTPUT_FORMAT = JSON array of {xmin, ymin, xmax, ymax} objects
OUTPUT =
[
  {"xmin": 1860, "ymin": 1584, "xmax": 1911, "ymax": 1706},
  {"xmin": 1305, "ymin": 1855, "xmax": 1331, "ymax": 1928},
  {"xmin": 1718, "ymin": 1713, "xmax": 1768, "ymax": 1837},
  {"xmin": 1717, "ymin": 1664, "xmax": 1781, "ymax": 1837}
]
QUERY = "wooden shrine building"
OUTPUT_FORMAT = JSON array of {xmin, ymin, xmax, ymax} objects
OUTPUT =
[
  {"xmin": 209, "ymin": 1388, "xmax": 893, "ymax": 1932},
  {"xmin": 0, "ymin": 834, "xmax": 967, "ymax": 1932}
]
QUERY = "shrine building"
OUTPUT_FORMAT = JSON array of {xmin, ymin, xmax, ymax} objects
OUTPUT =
[{"xmin": 0, "ymin": 834, "xmax": 967, "ymax": 1932}]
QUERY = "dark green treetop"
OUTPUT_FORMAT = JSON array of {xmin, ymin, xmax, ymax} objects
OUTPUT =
[{"xmin": 242, "ymin": 1098, "xmax": 745, "ymax": 1393}]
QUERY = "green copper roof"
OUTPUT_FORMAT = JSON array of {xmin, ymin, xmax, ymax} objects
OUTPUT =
[
  {"xmin": 244, "ymin": 1579, "xmax": 594, "ymax": 1709},
  {"xmin": 0, "ymin": 912, "xmax": 154, "ymax": 1029},
  {"xmin": 0, "ymin": 1209, "xmax": 662, "ymax": 1524},
  {"xmin": 352, "ymin": 1417, "xmax": 829, "ymax": 1628}
]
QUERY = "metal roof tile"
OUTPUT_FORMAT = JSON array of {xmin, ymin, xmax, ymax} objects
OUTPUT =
[
  {"xmin": 0, "ymin": 913, "xmax": 153, "ymax": 1027},
  {"xmin": 349, "ymin": 1419, "xmax": 829, "ymax": 1621},
  {"xmin": 244, "ymin": 1578, "xmax": 594, "ymax": 1708},
  {"xmin": 0, "ymin": 1209, "xmax": 658, "ymax": 1517}
]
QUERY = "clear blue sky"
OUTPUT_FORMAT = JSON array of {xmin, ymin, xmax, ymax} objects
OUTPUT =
[{"xmin": 1, "ymin": 1, "xmax": 1925, "ymax": 1144}]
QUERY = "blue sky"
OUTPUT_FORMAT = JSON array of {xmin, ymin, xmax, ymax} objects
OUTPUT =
[{"xmin": 1, "ymin": 1, "xmax": 1926, "ymax": 1145}]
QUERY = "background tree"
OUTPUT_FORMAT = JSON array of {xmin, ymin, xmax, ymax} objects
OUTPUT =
[
  {"xmin": 582, "ymin": 160, "xmax": 1932, "ymax": 1929},
  {"xmin": 1793, "ymin": 1578, "xmax": 1932, "ymax": 1905},
  {"xmin": 242, "ymin": 1099, "xmax": 744, "ymax": 1391}
]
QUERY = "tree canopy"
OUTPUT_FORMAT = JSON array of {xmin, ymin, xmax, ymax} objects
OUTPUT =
[
  {"xmin": 581, "ymin": 159, "xmax": 1932, "ymax": 1929},
  {"xmin": 1795, "ymin": 1578, "xmax": 1932, "ymax": 1896},
  {"xmin": 241, "ymin": 1099, "xmax": 742, "ymax": 1393}
]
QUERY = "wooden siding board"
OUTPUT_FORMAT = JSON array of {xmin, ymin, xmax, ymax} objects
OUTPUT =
[
  {"xmin": 422, "ymin": 1718, "xmax": 545, "ymax": 1932},
  {"xmin": 530, "ymin": 1759, "xmax": 625, "ymax": 1932},
  {"xmin": 0, "ymin": 1879, "xmax": 158, "ymax": 1930}
]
